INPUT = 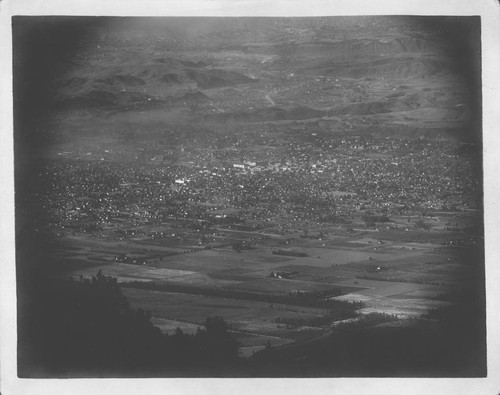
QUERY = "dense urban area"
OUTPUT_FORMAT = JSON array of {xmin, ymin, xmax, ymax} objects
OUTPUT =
[{"xmin": 34, "ymin": 133, "xmax": 480, "ymax": 244}]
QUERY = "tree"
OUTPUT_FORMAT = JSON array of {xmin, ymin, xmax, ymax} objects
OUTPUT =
[
  {"xmin": 195, "ymin": 316, "xmax": 239, "ymax": 365},
  {"xmin": 204, "ymin": 316, "xmax": 231, "ymax": 335},
  {"xmin": 174, "ymin": 327, "xmax": 184, "ymax": 337},
  {"xmin": 232, "ymin": 241, "xmax": 243, "ymax": 252}
]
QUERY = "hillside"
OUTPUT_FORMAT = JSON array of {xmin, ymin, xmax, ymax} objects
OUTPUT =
[{"xmin": 14, "ymin": 16, "xmax": 476, "ymax": 144}]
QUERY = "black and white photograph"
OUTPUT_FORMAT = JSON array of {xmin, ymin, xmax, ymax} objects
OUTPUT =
[{"xmin": 1, "ymin": 1, "xmax": 500, "ymax": 394}]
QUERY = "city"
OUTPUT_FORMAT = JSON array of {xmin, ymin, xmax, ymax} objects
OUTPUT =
[{"xmin": 14, "ymin": 15, "xmax": 485, "ymax": 377}]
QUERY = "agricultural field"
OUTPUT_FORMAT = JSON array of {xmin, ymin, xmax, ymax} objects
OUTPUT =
[
  {"xmin": 122, "ymin": 287, "xmax": 325, "ymax": 355},
  {"xmin": 61, "ymin": 215, "xmax": 476, "ymax": 356}
]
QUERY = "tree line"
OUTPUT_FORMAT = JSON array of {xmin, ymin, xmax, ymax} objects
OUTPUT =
[
  {"xmin": 119, "ymin": 279, "xmax": 364, "ymax": 315},
  {"xmin": 18, "ymin": 271, "xmax": 241, "ymax": 377}
]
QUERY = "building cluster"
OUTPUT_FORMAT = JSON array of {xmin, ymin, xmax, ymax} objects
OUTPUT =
[{"xmin": 38, "ymin": 133, "xmax": 480, "ymax": 240}]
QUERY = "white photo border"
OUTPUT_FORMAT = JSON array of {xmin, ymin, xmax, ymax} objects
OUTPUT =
[{"xmin": 1, "ymin": 1, "xmax": 499, "ymax": 394}]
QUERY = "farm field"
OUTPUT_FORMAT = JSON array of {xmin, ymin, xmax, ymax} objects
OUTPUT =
[
  {"xmin": 122, "ymin": 287, "xmax": 326, "ymax": 354},
  {"xmin": 331, "ymin": 278, "xmax": 453, "ymax": 316},
  {"xmin": 61, "ymin": 221, "xmax": 475, "ymax": 357}
]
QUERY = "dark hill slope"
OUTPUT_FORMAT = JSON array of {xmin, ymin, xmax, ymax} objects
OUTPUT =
[{"xmin": 55, "ymin": 55, "xmax": 256, "ymax": 111}]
